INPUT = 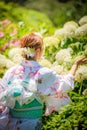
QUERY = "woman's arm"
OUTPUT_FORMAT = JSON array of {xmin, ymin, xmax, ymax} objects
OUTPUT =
[{"xmin": 69, "ymin": 57, "xmax": 87, "ymax": 76}]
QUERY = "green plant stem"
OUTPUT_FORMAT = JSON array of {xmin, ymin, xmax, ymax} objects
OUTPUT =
[{"xmin": 79, "ymin": 81, "xmax": 83, "ymax": 95}]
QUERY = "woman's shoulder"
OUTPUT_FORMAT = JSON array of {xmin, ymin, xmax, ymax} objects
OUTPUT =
[
  {"xmin": 38, "ymin": 66, "xmax": 57, "ymax": 80},
  {"xmin": 38, "ymin": 66, "xmax": 54, "ymax": 74}
]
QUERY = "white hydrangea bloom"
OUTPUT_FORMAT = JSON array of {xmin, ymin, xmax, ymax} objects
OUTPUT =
[
  {"xmin": 55, "ymin": 21, "xmax": 78, "ymax": 38},
  {"xmin": 0, "ymin": 54, "xmax": 7, "ymax": 67},
  {"xmin": 6, "ymin": 60, "xmax": 15, "ymax": 68},
  {"xmin": 51, "ymin": 64, "xmax": 68, "ymax": 75},
  {"xmin": 75, "ymin": 24, "xmax": 87, "ymax": 36},
  {"xmin": 82, "ymin": 89, "xmax": 87, "ymax": 95},
  {"xmin": 56, "ymin": 48, "xmax": 73, "ymax": 64},
  {"xmin": 63, "ymin": 21, "xmax": 78, "ymax": 37},
  {"xmin": 8, "ymin": 47, "xmax": 23, "ymax": 64},
  {"xmin": 54, "ymin": 28, "xmax": 68, "ymax": 37},
  {"xmin": 75, "ymin": 65, "xmax": 87, "ymax": 82},
  {"xmin": 11, "ymin": 54, "xmax": 23, "ymax": 64},
  {"xmin": 64, "ymin": 21, "xmax": 78, "ymax": 28},
  {"xmin": 0, "ymin": 54, "xmax": 15, "ymax": 68},
  {"xmin": 8, "ymin": 47, "xmax": 22, "ymax": 59},
  {"xmin": 79, "ymin": 15, "xmax": 87, "ymax": 26},
  {"xmin": 39, "ymin": 57, "xmax": 52, "ymax": 68},
  {"xmin": 55, "ymin": 28, "xmax": 75, "ymax": 38},
  {"xmin": 43, "ymin": 36, "xmax": 60, "ymax": 48}
]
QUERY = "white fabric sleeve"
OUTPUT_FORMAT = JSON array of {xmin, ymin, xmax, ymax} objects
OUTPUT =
[
  {"xmin": 37, "ymin": 67, "xmax": 74, "ymax": 95},
  {"xmin": 0, "ymin": 66, "xmax": 17, "ymax": 89},
  {"xmin": 54, "ymin": 74, "xmax": 74, "ymax": 93}
]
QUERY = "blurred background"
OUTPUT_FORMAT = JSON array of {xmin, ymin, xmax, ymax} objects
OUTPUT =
[{"xmin": 0, "ymin": 0, "xmax": 87, "ymax": 27}]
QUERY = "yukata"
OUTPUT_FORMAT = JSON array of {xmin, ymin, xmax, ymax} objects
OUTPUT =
[{"xmin": 0, "ymin": 59, "xmax": 74, "ymax": 130}]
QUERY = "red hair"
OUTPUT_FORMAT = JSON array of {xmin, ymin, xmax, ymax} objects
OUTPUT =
[{"xmin": 20, "ymin": 33, "xmax": 43, "ymax": 51}]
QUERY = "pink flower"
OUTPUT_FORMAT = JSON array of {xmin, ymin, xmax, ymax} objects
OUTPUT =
[
  {"xmin": 0, "ymin": 32, "xmax": 4, "ymax": 38},
  {"xmin": 14, "ymin": 66, "xmax": 25, "ymax": 75},
  {"xmin": 10, "ymin": 40, "xmax": 20, "ymax": 47},
  {"xmin": 2, "ymin": 19, "xmax": 11, "ymax": 27}
]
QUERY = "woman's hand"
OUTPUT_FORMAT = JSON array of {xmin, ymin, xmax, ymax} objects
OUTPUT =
[
  {"xmin": 69, "ymin": 57, "xmax": 87, "ymax": 76},
  {"xmin": 74, "ymin": 57, "xmax": 87, "ymax": 66}
]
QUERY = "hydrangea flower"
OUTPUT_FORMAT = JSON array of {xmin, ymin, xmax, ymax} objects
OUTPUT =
[
  {"xmin": 0, "ymin": 54, "xmax": 15, "ymax": 68},
  {"xmin": 6, "ymin": 59, "xmax": 15, "ymax": 68},
  {"xmin": 64, "ymin": 21, "xmax": 78, "ymax": 28},
  {"xmin": 75, "ymin": 24, "xmax": 87, "ymax": 36},
  {"xmin": 79, "ymin": 15, "xmax": 87, "ymax": 26},
  {"xmin": 51, "ymin": 64, "xmax": 68, "ymax": 75},
  {"xmin": 75, "ymin": 65, "xmax": 87, "ymax": 82},
  {"xmin": 43, "ymin": 36, "xmax": 60, "ymax": 48},
  {"xmin": 39, "ymin": 57, "xmax": 52, "ymax": 68},
  {"xmin": 55, "ymin": 21, "xmax": 78, "ymax": 38},
  {"xmin": 43, "ymin": 36, "xmax": 60, "ymax": 61},
  {"xmin": 8, "ymin": 47, "xmax": 23, "ymax": 64},
  {"xmin": 82, "ymin": 89, "xmax": 87, "ymax": 95},
  {"xmin": 55, "ymin": 48, "xmax": 73, "ymax": 64},
  {"xmin": 54, "ymin": 28, "xmax": 68, "ymax": 37},
  {"xmin": 0, "ymin": 54, "xmax": 7, "ymax": 67}
]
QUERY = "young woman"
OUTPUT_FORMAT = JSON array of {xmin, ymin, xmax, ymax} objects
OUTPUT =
[{"xmin": 0, "ymin": 33, "xmax": 87, "ymax": 130}]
